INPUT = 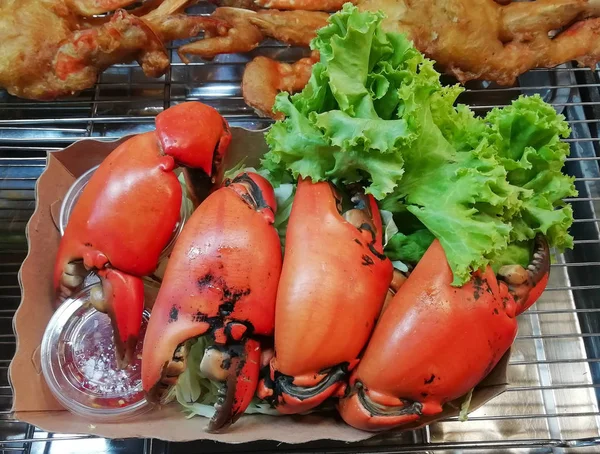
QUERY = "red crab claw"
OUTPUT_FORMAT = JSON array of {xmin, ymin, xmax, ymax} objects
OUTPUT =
[
  {"xmin": 156, "ymin": 101, "xmax": 231, "ymax": 207},
  {"xmin": 141, "ymin": 172, "xmax": 282, "ymax": 432},
  {"xmin": 94, "ymin": 269, "xmax": 145, "ymax": 365},
  {"xmin": 53, "ymin": 101, "xmax": 231, "ymax": 368},
  {"xmin": 337, "ymin": 235, "xmax": 551, "ymax": 432},
  {"xmin": 257, "ymin": 178, "xmax": 393, "ymax": 415}
]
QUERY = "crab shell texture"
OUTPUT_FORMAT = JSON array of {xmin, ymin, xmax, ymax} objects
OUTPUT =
[
  {"xmin": 338, "ymin": 237, "xmax": 550, "ymax": 432},
  {"xmin": 258, "ymin": 177, "xmax": 393, "ymax": 414},
  {"xmin": 53, "ymin": 101, "xmax": 231, "ymax": 366},
  {"xmin": 141, "ymin": 172, "xmax": 282, "ymax": 414}
]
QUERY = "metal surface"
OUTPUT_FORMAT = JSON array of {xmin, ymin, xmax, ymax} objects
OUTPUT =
[{"xmin": 1, "ymin": 2, "xmax": 600, "ymax": 453}]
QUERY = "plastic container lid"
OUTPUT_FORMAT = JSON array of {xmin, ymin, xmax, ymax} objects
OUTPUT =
[{"xmin": 41, "ymin": 284, "xmax": 151, "ymax": 421}]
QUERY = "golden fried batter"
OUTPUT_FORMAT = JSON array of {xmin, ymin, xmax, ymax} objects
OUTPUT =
[
  {"xmin": 241, "ymin": 0, "xmax": 600, "ymax": 117},
  {"xmin": 177, "ymin": 8, "xmax": 328, "ymax": 61},
  {"xmin": 0, "ymin": 0, "xmax": 226, "ymax": 100},
  {"xmin": 359, "ymin": 0, "xmax": 600, "ymax": 85},
  {"xmin": 249, "ymin": 10, "xmax": 329, "ymax": 46},
  {"xmin": 254, "ymin": 0, "xmax": 351, "ymax": 11},
  {"xmin": 243, "ymin": 50, "xmax": 319, "ymax": 119}
]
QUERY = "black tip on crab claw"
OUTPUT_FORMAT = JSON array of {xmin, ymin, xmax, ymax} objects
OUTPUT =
[
  {"xmin": 498, "ymin": 234, "xmax": 551, "ymax": 316},
  {"xmin": 258, "ymin": 364, "xmax": 349, "ymax": 415},
  {"xmin": 337, "ymin": 380, "xmax": 423, "ymax": 432},
  {"xmin": 199, "ymin": 339, "xmax": 261, "ymax": 433}
]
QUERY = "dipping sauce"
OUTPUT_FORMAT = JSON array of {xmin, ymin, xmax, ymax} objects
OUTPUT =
[{"xmin": 41, "ymin": 285, "xmax": 151, "ymax": 421}]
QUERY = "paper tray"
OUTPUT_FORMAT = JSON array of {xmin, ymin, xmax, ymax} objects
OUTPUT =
[{"xmin": 9, "ymin": 127, "xmax": 509, "ymax": 443}]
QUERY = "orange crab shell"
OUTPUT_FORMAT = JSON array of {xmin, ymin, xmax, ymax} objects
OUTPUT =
[
  {"xmin": 258, "ymin": 178, "xmax": 393, "ymax": 414},
  {"xmin": 141, "ymin": 172, "xmax": 283, "ymax": 409},
  {"xmin": 337, "ymin": 239, "xmax": 538, "ymax": 432}
]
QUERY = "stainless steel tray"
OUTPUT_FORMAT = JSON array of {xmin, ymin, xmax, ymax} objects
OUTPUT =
[{"xmin": 1, "ymin": 2, "xmax": 600, "ymax": 452}]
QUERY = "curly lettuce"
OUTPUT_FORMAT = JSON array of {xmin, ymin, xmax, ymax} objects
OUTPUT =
[{"xmin": 260, "ymin": 4, "xmax": 576, "ymax": 286}]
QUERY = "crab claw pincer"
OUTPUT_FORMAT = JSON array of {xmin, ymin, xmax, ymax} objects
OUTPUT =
[
  {"xmin": 337, "ymin": 234, "xmax": 551, "ymax": 431},
  {"xmin": 257, "ymin": 178, "xmax": 393, "ymax": 414},
  {"xmin": 53, "ymin": 101, "xmax": 231, "ymax": 368},
  {"xmin": 141, "ymin": 172, "xmax": 282, "ymax": 432}
]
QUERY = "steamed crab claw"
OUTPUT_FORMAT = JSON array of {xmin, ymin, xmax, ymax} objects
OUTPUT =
[
  {"xmin": 53, "ymin": 101, "xmax": 231, "ymax": 367},
  {"xmin": 257, "ymin": 178, "xmax": 393, "ymax": 415},
  {"xmin": 141, "ymin": 172, "xmax": 282, "ymax": 432},
  {"xmin": 199, "ymin": 340, "xmax": 261, "ymax": 430},
  {"xmin": 337, "ymin": 234, "xmax": 551, "ymax": 432}
]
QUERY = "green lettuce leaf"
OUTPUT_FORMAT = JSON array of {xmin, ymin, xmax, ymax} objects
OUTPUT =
[
  {"xmin": 488, "ymin": 241, "xmax": 532, "ymax": 275},
  {"xmin": 385, "ymin": 229, "xmax": 435, "ymax": 264},
  {"xmin": 484, "ymin": 95, "xmax": 577, "ymax": 251},
  {"xmin": 459, "ymin": 388, "xmax": 474, "ymax": 422},
  {"xmin": 262, "ymin": 4, "xmax": 425, "ymax": 200},
  {"xmin": 260, "ymin": 4, "xmax": 576, "ymax": 286},
  {"xmin": 272, "ymin": 183, "xmax": 296, "ymax": 250}
]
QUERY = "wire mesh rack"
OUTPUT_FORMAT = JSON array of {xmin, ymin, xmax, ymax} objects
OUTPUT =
[{"xmin": 2, "ymin": 2, "xmax": 600, "ymax": 453}]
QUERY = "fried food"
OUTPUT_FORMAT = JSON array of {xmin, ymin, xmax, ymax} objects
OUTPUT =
[
  {"xmin": 359, "ymin": 0, "xmax": 600, "ymax": 85},
  {"xmin": 178, "ymin": 7, "xmax": 264, "ymax": 61},
  {"xmin": 4, "ymin": 0, "xmax": 600, "ymax": 105},
  {"xmin": 0, "ymin": 0, "xmax": 225, "ymax": 100},
  {"xmin": 242, "ymin": 51, "xmax": 319, "ymax": 119},
  {"xmin": 65, "ymin": 0, "xmax": 142, "ymax": 16},
  {"xmin": 178, "ymin": 8, "xmax": 328, "ymax": 61},
  {"xmin": 239, "ymin": 0, "xmax": 600, "ymax": 118},
  {"xmin": 208, "ymin": 0, "xmax": 262, "ymax": 10},
  {"xmin": 254, "ymin": 0, "xmax": 352, "ymax": 10},
  {"xmin": 249, "ymin": 10, "xmax": 329, "ymax": 46}
]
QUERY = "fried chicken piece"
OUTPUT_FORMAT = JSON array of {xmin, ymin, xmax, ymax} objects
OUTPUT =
[
  {"xmin": 242, "ymin": 50, "xmax": 319, "ymax": 119},
  {"xmin": 0, "ymin": 0, "xmax": 226, "ymax": 100}
]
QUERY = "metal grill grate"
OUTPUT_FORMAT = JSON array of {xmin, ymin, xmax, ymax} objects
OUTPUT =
[{"xmin": 2, "ymin": 3, "xmax": 600, "ymax": 453}]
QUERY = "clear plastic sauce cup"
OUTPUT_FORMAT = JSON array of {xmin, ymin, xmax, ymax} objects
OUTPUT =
[{"xmin": 41, "ymin": 285, "xmax": 151, "ymax": 421}]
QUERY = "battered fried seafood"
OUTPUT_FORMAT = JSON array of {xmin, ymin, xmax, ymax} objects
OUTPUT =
[
  {"xmin": 360, "ymin": 0, "xmax": 600, "ymax": 85},
  {"xmin": 249, "ymin": 9, "xmax": 329, "ymax": 46},
  {"xmin": 0, "ymin": 0, "xmax": 226, "ymax": 100},
  {"xmin": 242, "ymin": 51, "xmax": 319, "ymax": 119},
  {"xmin": 178, "ymin": 7, "xmax": 264, "ymax": 61},
  {"xmin": 254, "ymin": 0, "xmax": 351, "ymax": 10},
  {"xmin": 178, "ymin": 7, "xmax": 328, "ymax": 61},
  {"xmin": 239, "ymin": 0, "xmax": 600, "ymax": 117}
]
